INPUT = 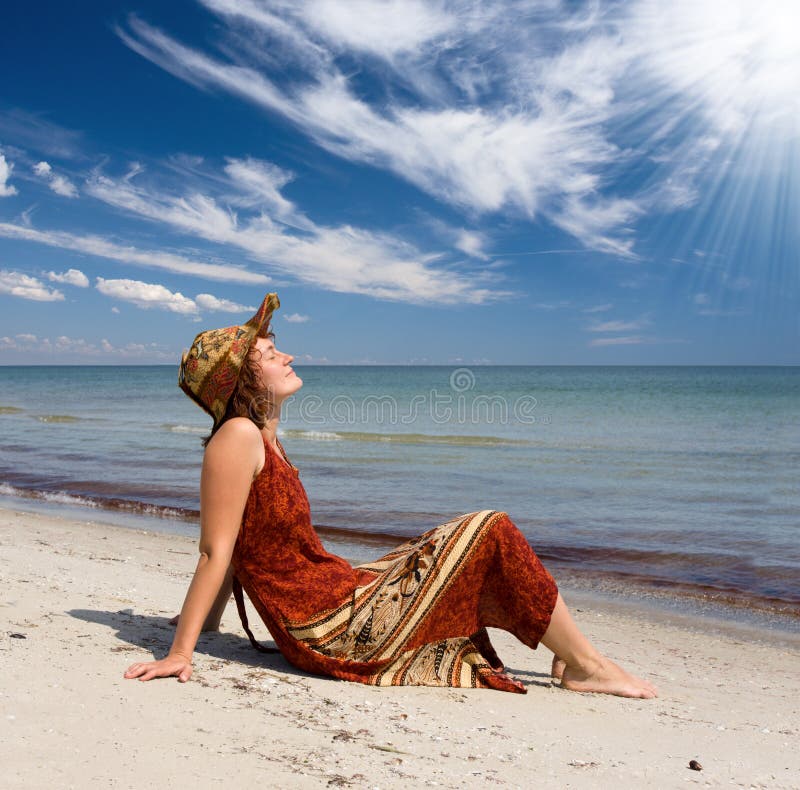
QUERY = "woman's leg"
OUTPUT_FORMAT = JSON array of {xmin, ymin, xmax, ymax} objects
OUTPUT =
[{"xmin": 541, "ymin": 594, "xmax": 657, "ymax": 698}]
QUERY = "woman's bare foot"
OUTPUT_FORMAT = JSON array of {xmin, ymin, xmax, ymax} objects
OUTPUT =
[
  {"xmin": 560, "ymin": 657, "xmax": 657, "ymax": 698},
  {"xmin": 551, "ymin": 655, "xmax": 566, "ymax": 681}
]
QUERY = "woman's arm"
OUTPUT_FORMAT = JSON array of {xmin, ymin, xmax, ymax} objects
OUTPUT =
[
  {"xmin": 124, "ymin": 419, "xmax": 264, "ymax": 682},
  {"xmin": 168, "ymin": 563, "xmax": 234, "ymax": 631}
]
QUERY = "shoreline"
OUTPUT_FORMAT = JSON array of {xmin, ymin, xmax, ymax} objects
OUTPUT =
[
  {"xmin": 2, "ymin": 505, "xmax": 799, "ymax": 788},
  {"xmin": 2, "ymin": 486, "xmax": 798, "ymax": 638}
]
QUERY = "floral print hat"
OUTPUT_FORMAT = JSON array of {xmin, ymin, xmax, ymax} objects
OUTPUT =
[{"xmin": 178, "ymin": 292, "xmax": 280, "ymax": 428}]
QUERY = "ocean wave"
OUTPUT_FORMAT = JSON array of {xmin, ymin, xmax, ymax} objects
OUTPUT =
[
  {"xmin": 163, "ymin": 424, "xmax": 206, "ymax": 434},
  {"xmin": 36, "ymin": 414, "xmax": 80, "ymax": 423},
  {"xmin": 0, "ymin": 482, "xmax": 99, "ymax": 508},
  {"xmin": 282, "ymin": 429, "xmax": 344, "ymax": 441},
  {"xmin": 0, "ymin": 406, "xmax": 24, "ymax": 414},
  {"xmin": 283, "ymin": 429, "xmax": 525, "ymax": 447},
  {"xmin": 0, "ymin": 481, "xmax": 196, "ymax": 521}
]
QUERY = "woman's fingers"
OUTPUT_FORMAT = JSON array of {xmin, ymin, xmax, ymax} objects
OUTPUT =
[{"xmin": 123, "ymin": 657, "xmax": 191, "ymax": 682}]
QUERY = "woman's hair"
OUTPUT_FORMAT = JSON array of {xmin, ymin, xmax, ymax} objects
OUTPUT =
[{"xmin": 201, "ymin": 330, "xmax": 275, "ymax": 447}]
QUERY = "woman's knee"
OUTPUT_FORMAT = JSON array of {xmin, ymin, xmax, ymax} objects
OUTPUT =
[{"xmin": 486, "ymin": 510, "xmax": 520, "ymax": 537}]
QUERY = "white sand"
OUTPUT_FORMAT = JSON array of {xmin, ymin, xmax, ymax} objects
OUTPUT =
[{"xmin": 2, "ymin": 506, "xmax": 799, "ymax": 789}]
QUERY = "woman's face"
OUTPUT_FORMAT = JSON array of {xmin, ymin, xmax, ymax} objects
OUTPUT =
[{"xmin": 252, "ymin": 336, "xmax": 303, "ymax": 405}]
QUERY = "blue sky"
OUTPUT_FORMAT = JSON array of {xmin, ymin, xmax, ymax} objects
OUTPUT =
[{"xmin": 1, "ymin": 0, "xmax": 798, "ymax": 364}]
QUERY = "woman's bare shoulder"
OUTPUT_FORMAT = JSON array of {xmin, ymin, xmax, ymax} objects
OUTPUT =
[
  {"xmin": 211, "ymin": 417, "xmax": 263, "ymax": 442},
  {"xmin": 204, "ymin": 419, "xmax": 265, "ymax": 473}
]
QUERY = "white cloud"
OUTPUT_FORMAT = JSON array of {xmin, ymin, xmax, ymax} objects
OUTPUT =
[
  {"xmin": 283, "ymin": 312, "xmax": 309, "ymax": 323},
  {"xmin": 589, "ymin": 318, "xmax": 649, "ymax": 332},
  {"xmin": 583, "ymin": 303, "xmax": 613, "ymax": 313},
  {"xmin": 222, "ymin": 157, "xmax": 307, "ymax": 225},
  {"xmin": 33, "ymin": 160, "xmax": 79, "ymax": 198},
  {"xmin": 0, "ymin": 154, "xmax": 18, "ymax": 197},
  {"xmin": 84, "ymin": 166, "xmax": 506, "ymax": 304},
  {"xmin": 194, "ymin": 293, "xmax": 255, "ymax": 312},
  {"xmin": 0, "ymin": 221, "xmax": 268, "ymax": 284},
  {"xmin": 116, "ymin": 13, "xmax": 643, "ymax": 256},
  {"xmin": 0, "ymin": 331, "xmax": 174, "ymax": 360},
  {"xmin": 121, "ymin": 1, "xmax": 800, "ymax": 259},
  {"xmin": 289, "ymin": 0, "xmax": 457, "ymax": 57},
  {"xmin": 95, "ymin": 277, "xmax": 198, "ymax": 314},
  {"xmin": 589, "ymin": 335, "xmax": 646, "ymax": 347},
  {"xmin": 111, "ymin": 306, "xmax": 120, "ymax": 314},
  {"xmin": 0, "ymin": 109, "xmax": 85, "ymax": 160},
  {"xmin": 693, "ymin": 293, "xmax": 709, "ymax": 305},
  {"xmin": 0, "ymin": 270, "xmax": 64, "ymax": 301},
  {"xmin": 453, "ymin": 229, "xmax": 490, "ymax": 260},
  {"xmin": 422, "ymin": 216, "xmax": 493, "ymax": 260},
  {"xmin": 47, "ymin": 268, "xmax": 90, "ymax": 287},
  {"xmin": 697, "ymin": 307, "xmax": 748, "ymax": 317}
]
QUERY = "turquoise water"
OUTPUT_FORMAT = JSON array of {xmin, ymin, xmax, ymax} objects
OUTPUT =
[{"xmin": 1, "ymin": 365, "xmax": 798, "ymax": 615}]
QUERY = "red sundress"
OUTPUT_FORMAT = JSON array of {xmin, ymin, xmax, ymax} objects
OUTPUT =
[{"xmin": 231, "ymin": 435, "xmax": 559, "ymax": 693}]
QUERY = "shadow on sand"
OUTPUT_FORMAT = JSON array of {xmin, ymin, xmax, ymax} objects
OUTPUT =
[
  {"xmin": 67, "ymin": 607, "xmax": 311, "ymax": 679},
  {"xmin": 69, "ymin": 607, "xmax": 556, "ymax": 689}
]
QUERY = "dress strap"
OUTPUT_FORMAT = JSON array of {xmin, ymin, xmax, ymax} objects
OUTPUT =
[{"xmin": 232, "ymin": 575, "xmax": 280, "ymax": 654}]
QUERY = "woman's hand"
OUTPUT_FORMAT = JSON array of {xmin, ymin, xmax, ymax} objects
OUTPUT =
[{"xmin": 123, "ymin": 653, "xmax": 193, "ymax": 683}]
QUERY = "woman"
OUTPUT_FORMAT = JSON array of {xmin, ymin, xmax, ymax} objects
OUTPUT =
[{"xmin": 125, "ymin": 293, "xmax": 656, "ymax": 698}]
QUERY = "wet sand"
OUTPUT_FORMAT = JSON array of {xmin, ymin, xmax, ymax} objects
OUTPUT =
[{"xmin": 2, "ymin": 506, "xmax": 799, "ymax": 788}]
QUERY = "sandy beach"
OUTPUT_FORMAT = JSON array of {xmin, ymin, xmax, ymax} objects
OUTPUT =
[{"xmin": 2, "ymin": 506, "xmax": 798, "ymax": 789}]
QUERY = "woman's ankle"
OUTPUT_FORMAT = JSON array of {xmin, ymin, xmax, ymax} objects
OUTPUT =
[{"xmin": 564, "ymin": 652, "xmax": 603, "ymax": 676}]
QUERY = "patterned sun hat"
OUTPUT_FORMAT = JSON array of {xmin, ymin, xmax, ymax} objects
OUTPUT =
[{"xmin": 178, "ymin": 292, "xmax": 280, "ymax": 427}]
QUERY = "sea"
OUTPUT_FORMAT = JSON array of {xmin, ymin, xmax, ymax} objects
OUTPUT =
[{"xmin": 1, "ymin": 365, "xmax": 798, "ymax": 630}]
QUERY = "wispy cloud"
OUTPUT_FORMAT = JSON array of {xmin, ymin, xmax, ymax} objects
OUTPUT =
[
  {"xmin": 222, "ymin": 157, "xmax": 310, "ymax": 227},
  {"xmin": 0, "ymin": 108, "xmax": 85, "ymax": 160},
  {"xmin": 262, "ymin": 0, "xmax": 459, "ymax": 58},
  {"xmin": 0, "ymin": 154, "xmax": 17, "ymax": 197},
  {"xmin": 33, "ymin": 160, "xmax": 79, "ymax": 197},
  {"xmin": 95, "ymin": 277, "xmax": 198, "ymax": 314},
  {"xmin": 116, "ymin": 10, "xmax": 644, "ymax": 257},
  {"xmin": 84, "ymin": 161, "xmax": 506, "ymax": 304},
  {"xmin": 589, "ymin": 335, "xmax": 645, "ymax": 347},
  {"xmin": 0, "ymin": 270, "xmax": 64, "ymax": 301},
  {"xmin": 589, "ymin": 317, "xmax": 649, "ymax": 332},
  {"xmin": 453, "ymin": 229, "xmax": 491, "ymax": 261},
  {"xmin": 118, "ymin": 1, "xmax": 783, "ymax": 260},
  {"xmin": 582, "ymin": 303, "xmax": 613, "ymax": 313},
  {"xmin": 0, "ymin": 332, "xmax": 174, "ymax": 361},
  {"xmin": 696, "ymin": 307, "xmax": 749, "ymax": 317},
  {"xmin": 47, "ymin": 268, "xmax": 89, "ymax": 287},
  {"xmin": 283, "ymin": 312, "xmax": 309, "ymax": 323},
  {"xmin": 420, "ymin": 216, "xmax": 492, "ymax": 261},
  {"xmin": 0, "ymin": 221, "xmax": 268, "ymax": 284}
]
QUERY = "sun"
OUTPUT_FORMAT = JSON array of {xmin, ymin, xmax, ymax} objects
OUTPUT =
[
  {"xmin": 626, "ymin": 0, "xmax": 800, "ymax": 139},
  {"xmin": 619, "ymin": 0, "xmax": 800, "ymax": 308}
]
